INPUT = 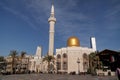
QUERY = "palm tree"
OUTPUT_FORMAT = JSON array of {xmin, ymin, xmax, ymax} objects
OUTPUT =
[
  {"xmin": 20, "ymin": 51, "xmax": 26, "ymax": 58},
  {"xmin": 89, "ymin": 52, "xmax": 98, "ymax": 75},
  {"xmin": 9, "ymin": 50, "xmax": 18, "ymax": 74},
  {"xmin": 43, "ymin": 55, "xmax": 55, "ymax": 73},
  {"xmin": 0, "ymin": 56, "xmax": 4, "ymax": 62},
  {"xmin": 20, "ymin": 51, "xmax": 26, "ymax": 73},
  {"xmin": 0, "ymin": 56, "xmax": 6, "ymax": 71}
]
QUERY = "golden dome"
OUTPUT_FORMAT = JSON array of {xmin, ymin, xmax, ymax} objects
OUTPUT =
[{"xmin": 67, "ymin": 36, "xmax": 80, "ymax": 47}]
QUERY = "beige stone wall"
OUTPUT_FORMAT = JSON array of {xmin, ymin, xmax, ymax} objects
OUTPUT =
[{"xmin": 56, "ymin": 47, "xmax": 95, "ymax": 74}]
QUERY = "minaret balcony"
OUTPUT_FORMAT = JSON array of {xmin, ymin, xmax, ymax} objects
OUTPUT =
[{"xmin": 48, "ymin": 17, "xmax": 56, "ymax": 22}]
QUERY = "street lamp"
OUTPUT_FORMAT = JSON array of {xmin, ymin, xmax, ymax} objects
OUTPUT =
[{"xmin": 77, "ymin": 58, "xmax": 80, "ymax": 74}]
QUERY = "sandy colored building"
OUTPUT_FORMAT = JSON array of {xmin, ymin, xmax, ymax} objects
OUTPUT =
[{"xmin": 56, "ymin": 36, "xmax": 96, "ymax": 74}]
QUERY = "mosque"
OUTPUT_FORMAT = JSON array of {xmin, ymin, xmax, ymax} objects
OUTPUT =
[
  {"xmin": 56, "ymin": 36, "xmax": 96, "ymax": 74},
  {"xmin": 29, "ymin": 3, "xmax": 96, "ymax": 74}
]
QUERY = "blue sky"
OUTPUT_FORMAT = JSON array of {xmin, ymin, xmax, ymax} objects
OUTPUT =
[{"xmin": 0, "ymin": 0, "xmax": 120, "ymax": 56}]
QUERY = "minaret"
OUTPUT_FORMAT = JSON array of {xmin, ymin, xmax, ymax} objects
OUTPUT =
[
  {"xmin": 48, "ymin": 4, "xmax": 56, "ymax": 56},
  {"xmin": 35, "ymin": 46, "xmax": 42, "ymax": 58},
  {"xmin": 90, "ymin": 37, "xmax": 97, "ymax": 51}
]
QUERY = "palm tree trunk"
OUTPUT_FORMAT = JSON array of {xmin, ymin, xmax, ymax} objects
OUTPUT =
[
  {"xmin": 48, "ymin": 62, "xmax": 50, "ymax": 73},
  {"xmin": 12, "ymin": 57, "xmax": 15, "ymax": 74}
]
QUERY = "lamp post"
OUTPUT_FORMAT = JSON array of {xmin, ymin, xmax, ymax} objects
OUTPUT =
[{"xmin": 77, "ymin": 58, "xmax": 80, "ymax": 75}]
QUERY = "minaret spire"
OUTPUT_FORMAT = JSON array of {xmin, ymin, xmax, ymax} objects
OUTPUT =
[
  {"xmin": 48, "ymin": 1, "xmax": 56, "ymax": 56},
  {"xmin": 51, "ymin": 4, "xmax": 54, "ymax": 13},
  {"xmin": 50, "ymin": 0, "xmax": 55, "ymax": 18}
]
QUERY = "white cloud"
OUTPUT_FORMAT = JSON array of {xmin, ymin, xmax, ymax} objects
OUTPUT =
[{"xmin": 104, "ymin": 4, "xmax": 120, "ymax": 18}]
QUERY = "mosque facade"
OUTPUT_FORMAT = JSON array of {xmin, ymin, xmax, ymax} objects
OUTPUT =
[
  {"xmin": 29, "ymin": 3, "xmax": 96, "ymax": 74},
  {"xmin": 56, "ymin": 36, "xmax": 96, "ymax": 74}
]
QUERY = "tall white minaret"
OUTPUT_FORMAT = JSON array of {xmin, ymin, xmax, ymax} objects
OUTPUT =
[
  {"xmin": 90, "ymin": 37, "xmax": 97, "ymax": 51},
  {"xmin": 48, "ymin": 4, "xmax": 56, "ymax": 56}
]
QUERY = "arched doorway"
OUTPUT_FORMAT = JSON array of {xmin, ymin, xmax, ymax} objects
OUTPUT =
[
  {"xmin": 62, "ymin": 53, "xmax": 68, "ymax": 71},
  {"xmin": 57, "ymin": 54, "xmax": 61, "ymax": 71}
]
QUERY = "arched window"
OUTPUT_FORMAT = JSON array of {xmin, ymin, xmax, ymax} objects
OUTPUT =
[
  {"xmin": 57, "ymin": 54, "xmax": 61, "ymax": 59},
  {"xmin": 57, "ymin": 54, "xmax": 61, "ymax": 70},
  {"xmin": 63, "ymin": 62, "xmax": 67, "ymax": 70},
  {"xmin": 63, "ymin": 53, "xmax": 67, "ymax": 58},
  {"xmin": 57, "ymin": 62, "xmax": 61, "ymax": 70},
  {"xmin": 63, "ymin": 53, "xmax": 67, "ymax": 61},
  {"xmin": 62, "ymin": 53, "xmax": 68, "ymax": 70},
  {"xmin": 57, "ymin": 54, "xmax": 61, "ymax": 62},
  {"xmin": 83, "ymin": 53, "xmax": 88, "ymax": 59}
]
